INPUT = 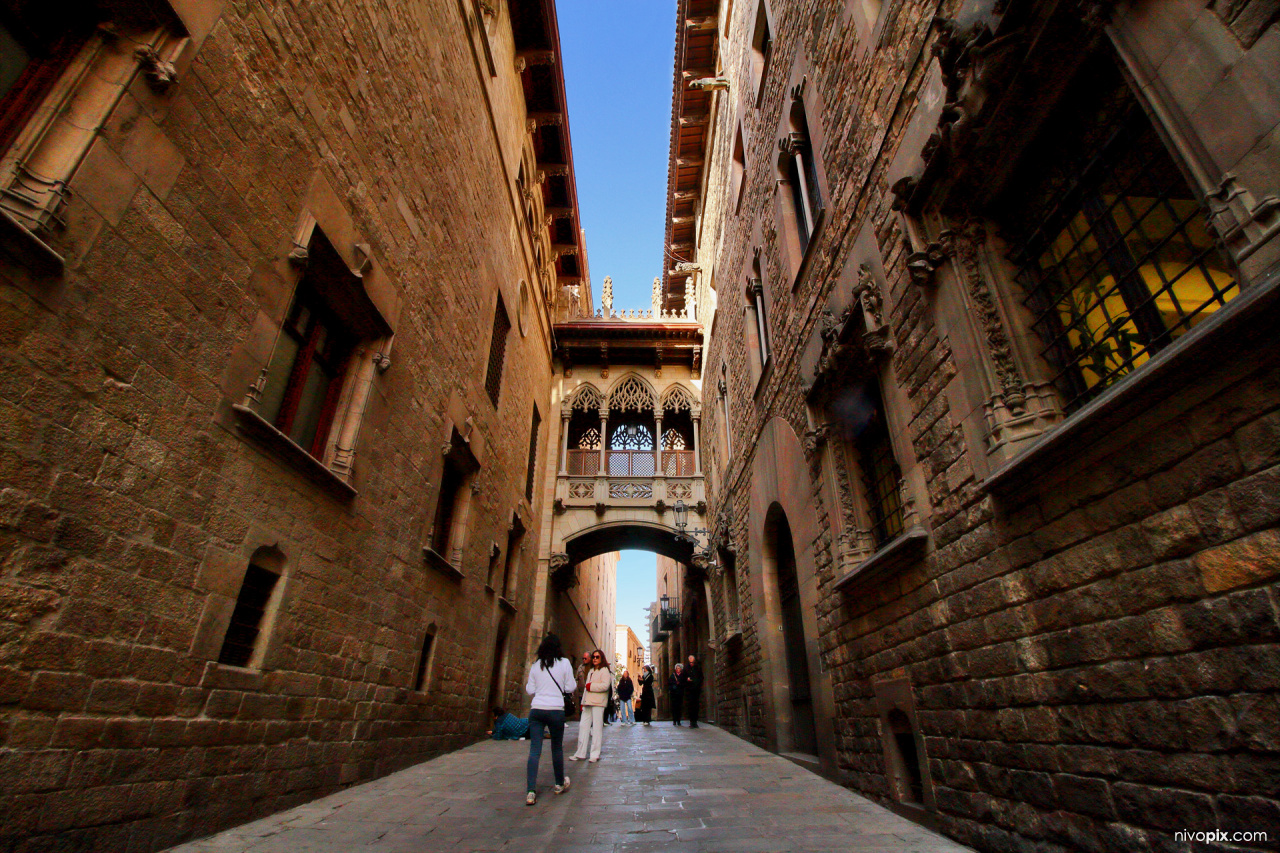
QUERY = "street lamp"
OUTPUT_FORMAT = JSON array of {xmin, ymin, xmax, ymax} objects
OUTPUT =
[
  {"xmin": 660, "ymin": 593, "xmax": 669, "ymax": 612},
  {"xmin": 673, "ymin": 499, "xmax": 688, "ymax": 535}
]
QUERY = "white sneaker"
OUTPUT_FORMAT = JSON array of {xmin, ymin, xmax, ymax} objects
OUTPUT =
[
  {"xmin": 554, "ymin": 777, "xmax": 570, "ymax": 794},
  {"xmin": 526, "ymin": 791, "xmax": 536, "ymax": 805},
  {"xmin": 569, "ymin": 755, "xmax": 582, "ymax": 761},
  {"xmin": 588, "ymin": 758, "xmax": 599, "ymax": 763}
]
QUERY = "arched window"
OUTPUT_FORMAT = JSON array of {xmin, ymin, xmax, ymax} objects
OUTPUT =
[
  {"xmin": 576, "ymin": 427, "xmax": 601, "ymax": 450},
  {"xmin": 609, "ymin": 423, "xmax": 654, "ymax": 450},
  {"xmin": 218, "ymin": 546, "xmax": 286, "ymax": 669}
]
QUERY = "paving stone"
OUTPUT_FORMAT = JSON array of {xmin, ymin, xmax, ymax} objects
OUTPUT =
[{"xmin": 167, "ymin": 723, "xmax": 972, "ymax": 852}]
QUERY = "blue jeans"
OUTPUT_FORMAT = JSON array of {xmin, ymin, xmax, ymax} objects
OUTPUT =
[
  {"xmin": 526, "ymin": 708, "xmax": 565, "ymax": 792},
  {"xmin": 618, "ymin": 698, "xmax": 635, "ymax": 724}
]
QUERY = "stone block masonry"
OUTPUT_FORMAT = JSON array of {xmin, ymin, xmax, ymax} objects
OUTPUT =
[
  {"xmin": 0, "ymin": 0, "xmax": 579, "ymax": 849},
  {"xmin": 683, "ymin": 0, "xmax": 1280, "ymax": 851}
]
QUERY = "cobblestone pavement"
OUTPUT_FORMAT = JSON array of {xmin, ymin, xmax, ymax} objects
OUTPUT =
[{"xmin": 168, "ymin": 722, "xmax": 973, "ymax": 852}]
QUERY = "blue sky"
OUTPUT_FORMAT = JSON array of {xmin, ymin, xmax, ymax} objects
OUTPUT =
[
  {"xmin": 556, "ymin": 0, "xmax": 676, "ymax": 648},
  {"xmin": 557, "ymin": 0, "xmax": 676, "ymax": 313}
]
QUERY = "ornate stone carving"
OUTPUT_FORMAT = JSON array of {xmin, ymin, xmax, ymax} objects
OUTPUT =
[
  {"xmin": 134, "ymin": 46, "xmax": 177, "ymax": 91},
  {"xmin": 549, "ymin": 552, "xmax": 577, "ymax": 591},
  {"xmin": 660, "ymin": 384, "xmax": 696, "ymax": 413},
  {"xmin": 688, "ymin": 77, "xmax": 730, "ymax": 91},
  {"xmin": 827, "ymin": 436, "xmax": 859, "ymax": 542},
  {"xmin": 568, "ymin": 383, "xmax": 603, "ymax": 412},
  {"xmin": 853, "ymin": 264, "xmax": 883, "ymax": 327},
  {"xmin": 950, "ymin": 217, "xmax": 1026, "ymax": 413},
  {"xmin": 808, "ymin": 265, "xmax": 894, "ymax": 401},
  {"xmin": 890, "ymin": 176, "xmax": 919, "ymax": 212},
  {"xmin": 803, "ymin": 423, "xmax": 831, "ymax": 456},
  {"xmin": 609, "ymin": 375, "xmax": 656, "ymax": 413},
  {"xmin": 372, "ymin": 351, "xmax": 392, "ymax": 373},
  {"xmin": 906, "ymin": 233, "xmax": 950, "ymax": 287},
  {"xmin": 553, "ymin": 497, "xmax": 566, "ymax": 514},
  {"xmin": 601, "ymin": 275, "xmax": 613, "ymax": 316},
  {"xmin": 1207, "ymin": 173, "xmax": 1280, "ymax": 262}
]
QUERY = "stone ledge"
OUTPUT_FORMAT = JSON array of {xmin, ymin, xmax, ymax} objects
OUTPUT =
[
  {"xmin": 984, "ymin": 265, "xmax": 1280, "ymax": 498},
  {"xmin": 498, "ymin": 596, "xmax": 517, "ymax": 614},
  {"xmin": 422, "ymin": 547, "xmax": 464, "ymax": 582},
  {"xmin": 199, "ymin": 661, "xmax": 265, "ymax": 691},
  {"xmin": 833, "ymin": 527, "xmax": 931, "ymax": 591},
  {"xmin": 231, "ymin": 404, "xmax": 358, "ymax": 501},
  {"xmin": 0, "ymin": 208, "xmax": 64, "ymax": 276}
]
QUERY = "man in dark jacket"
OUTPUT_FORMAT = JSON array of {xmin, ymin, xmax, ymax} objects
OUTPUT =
[
  {"xmin": 669, "ymin": 663, "xmax": 684, "ymax": 725},
  {"xmin": 684, "ymin": 655, "xmax": 703, "ymax": 728}
]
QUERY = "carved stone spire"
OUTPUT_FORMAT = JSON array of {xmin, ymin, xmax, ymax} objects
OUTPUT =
[
  {"xmin": 602, "ymin": 275, "xmax": 613, "ymax": 317},
  {"xmin": 651, "ymin": 276, "xmax": 662, "ymax": 313}
]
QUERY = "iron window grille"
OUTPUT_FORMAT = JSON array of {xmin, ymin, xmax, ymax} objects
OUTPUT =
[
  {"xmin": 485, "ymin": 297, "xmax": 511, "ymax": 406},
  {"xmin": 1006, "ymin": 58, "xmax": 1238, "ymax": 413},
  {"xmin": 855, "ymin": 393, "xmax": 905, "ymax": 549},
  {"xmin": 525, "ymin": 407, "xmax": 540, "ymax": 501}
]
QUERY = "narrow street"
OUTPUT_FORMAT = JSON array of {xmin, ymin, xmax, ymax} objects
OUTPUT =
[{"xmin": 167, "ymin": 724, "xmax": 972, "ymax": 853}]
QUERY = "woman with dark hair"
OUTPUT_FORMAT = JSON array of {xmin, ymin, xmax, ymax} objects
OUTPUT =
[
  {"xmin": 616, "ymin": 670, "xmax": 635, "ymax": 726},
  {"xmin": 570, "ymin": 648, "xmax": 611, "ymax": 762},
  {"xmin": 637, "ymin": 664, "xmax": 656, "ymax": 726},
  {"xmin": 523, "ymin": 633, "xmax": 576, "ymax": 805}
]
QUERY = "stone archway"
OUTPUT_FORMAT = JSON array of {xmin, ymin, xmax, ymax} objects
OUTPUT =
[{"xmin": 747, "ymin": 417, "xmax": 839, "ymax": 775}]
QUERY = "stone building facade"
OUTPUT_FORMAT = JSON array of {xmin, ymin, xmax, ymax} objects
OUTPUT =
[
  {"xmin": 671, "ymin": 0, "xmax": 1280, "ymax": 850},
  {"xmin": 552, "ymin": 551, "xmax": 618, "ymax": 663},
  {"xmin": 614, "ymin": 623, "xmax": 643, "ymax": 676},
  {"xmin": 0, "ymin": 0, "xmax": 589, "ymax": 848}
]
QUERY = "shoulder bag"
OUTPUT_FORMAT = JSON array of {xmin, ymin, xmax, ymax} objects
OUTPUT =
[{"xmin": 547, "ymin": 664, "xmax": 575, "ymax": 716}]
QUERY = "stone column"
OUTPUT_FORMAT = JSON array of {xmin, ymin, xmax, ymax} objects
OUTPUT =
[
  {"xmin": 597, "ymin": 404, "xmax": 609, "ymax": 476},
  {"xmin": 692, "ymin": 402, "xmax": 703, "ymax": 476},
  {"xmin": 559, "ymin": 401, "xmax": 570, "ymax": 476},
  {"xmin": 654, "ymin": 405, "xmax": 664, "ymax": 477}
]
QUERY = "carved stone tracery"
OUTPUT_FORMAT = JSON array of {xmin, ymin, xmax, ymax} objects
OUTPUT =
[
  {"xmin": 950, "ymin": 217, "xmax": 1026, "ymax": 414},
  {"xmin": 608, "ymin": 375, "xmax": 656, "ymax": 413},
  {"xmin": 807, "ymin": 264, "xmax": 895, "ymax": 402}
]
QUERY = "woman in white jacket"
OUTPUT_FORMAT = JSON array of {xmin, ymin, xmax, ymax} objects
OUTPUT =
[
  {"xmin": 571, "ymin": 648, "xmax": 611, "ymax": 762},
  {"xmin": 523, "ymin": 633, "xmax": 576, "ymax": 805}
]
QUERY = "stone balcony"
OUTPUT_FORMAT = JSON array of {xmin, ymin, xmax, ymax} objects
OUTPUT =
[{"xmin": 556, "ymin": 449, "xmax": 705, "ymax": 509}]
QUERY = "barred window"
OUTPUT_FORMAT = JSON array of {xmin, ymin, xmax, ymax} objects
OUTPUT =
[
  {"xmin": 485, "ymin": 296, "xmax": 511, "ymax": 406},
  {"xmin": 854, "ymin": 388, "xmax": 904, "ymax": 549},
  {"xmin": 1005, "ymin": 55, "xmax": 1237, "ymax": 413},
  {"xmin": 525, "ymin": 406, "xmax": 540, "ymax": 501}
]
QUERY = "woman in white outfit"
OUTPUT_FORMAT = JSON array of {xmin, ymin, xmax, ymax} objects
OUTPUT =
[
  {"xmin": 523, "ymin": 633, "xmax": 576, "ymax": 805},
  {"xmin": 570, "ymin": 649, "xmax": 610, "ymax": 762}
]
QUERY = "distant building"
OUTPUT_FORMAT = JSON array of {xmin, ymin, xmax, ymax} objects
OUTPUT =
[{"xmin": 615, "ymin": 624, "xmax": 643, "ymax": 676}]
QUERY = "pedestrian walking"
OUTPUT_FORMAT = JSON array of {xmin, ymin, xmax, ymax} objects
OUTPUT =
[
  {"xmin": 572, "ymin": 650, "xmax": 591, "ymax": 753},
  {"xmin": 669, "ymin": 663, "xmax": 685, "ymax": 725},
  {"xmin": 637, "ymin": 665, "xmax": 656, "ymax": 726},
  {"xmin": 571, "ymin": 649, "xmax": 611, "ymax": 762},
  {"xmin": 523, "ymin": 634, "xmax": 576, "ymax": 805},
  {"xmin": 616, "ymin": 670, "xmax": 635, "ymax": 725},
  {"xmin": 684, "ymin": 655, "xmax": 703, "ymax": 728}
]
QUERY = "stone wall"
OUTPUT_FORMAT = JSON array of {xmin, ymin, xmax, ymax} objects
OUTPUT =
[
  {"xmin": 0, "ymin": 0, "xmax": 571, "ymax": 849},
  {"xmin": 692, "ymin": 0, "xmax": 1280, "ymax": 849}
]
